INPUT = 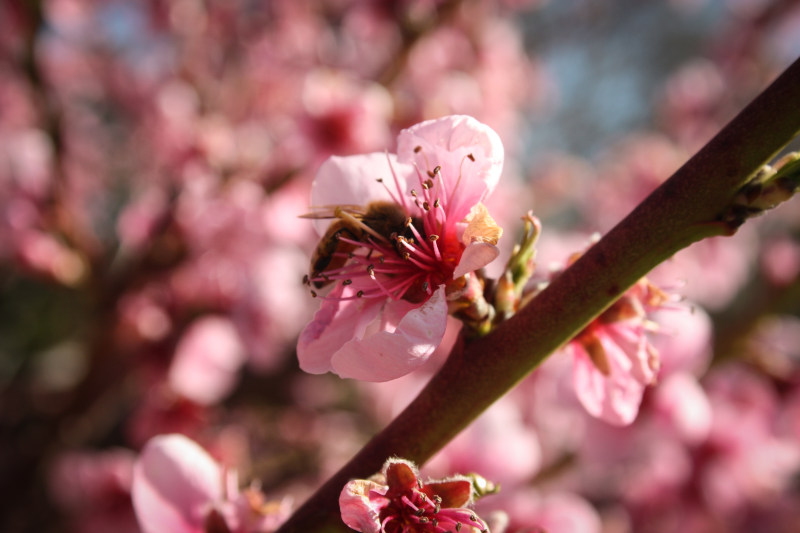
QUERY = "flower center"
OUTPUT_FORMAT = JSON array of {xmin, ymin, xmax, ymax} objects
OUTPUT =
[
  {"xmin": 380, "ymin": 490, "xmax": 488, "ymax": 533},
  {"xmin": 307, "ymin": 150, "xmax": 476, "ymax": 304}
]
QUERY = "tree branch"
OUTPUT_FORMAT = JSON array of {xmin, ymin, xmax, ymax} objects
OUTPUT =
[{"xmin": 276, "ymin": 55, "xmax": 800, "ymax": 532}]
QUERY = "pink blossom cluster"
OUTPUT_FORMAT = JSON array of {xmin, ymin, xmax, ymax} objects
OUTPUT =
[{"xmin": 1, "ymin": 1, "xmax": 799, "ymax": 533}]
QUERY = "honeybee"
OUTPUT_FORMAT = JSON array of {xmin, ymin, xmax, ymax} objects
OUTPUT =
[{"xmin": 302, "ymin": 201, "xmax": 417, "ymax": 289}]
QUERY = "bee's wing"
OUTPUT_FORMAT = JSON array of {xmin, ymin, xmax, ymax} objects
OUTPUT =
[{"xmin": 299, "ymin": 205, "xmax": 365, "ymax": 219}]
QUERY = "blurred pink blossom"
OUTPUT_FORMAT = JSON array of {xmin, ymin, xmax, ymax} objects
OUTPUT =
[
  {"xmin": 132, "ymin": 434, "xmax": 290, "ymax": 533},
  {"xmin": 49, "ymin": 449, "xmax": 139, "ymax": 533},
  {"xmin": 476, "ymin": 489, "xmax": 601, "ymax": 533},
  {"xmin": 426, "ymin": 398, "xmax": 542, "ymax": 488},
  {"xmin": 298, "ymin": 115, "xmax": 504, "ymax": 382},
  {"xmin": 567, "ymin": 278, "xmax": 670, "ymax": 425},
  {"xmin": 168, "ymin": 316, "xmax": 246, "ymax": 406}
]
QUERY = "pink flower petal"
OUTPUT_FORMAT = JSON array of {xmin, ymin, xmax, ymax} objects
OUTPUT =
[
  {"xmin": 132, "ymin": 434, "xmax": 222, "ymax": 533},
  {"xmin": 309, "ymin": 153, "xmax": 411, "ymax": 235},
  {"xmin": 453, "ymin": 241, "xmax": 500, "ymax": 279},
  {"xmin": 397, "ymin": 115, "xmax": 504, "ymax": 222},
  {"xmin": 297, "ymin": 284, "xmax": 385, "ymax": 375},
  {"xmin": 571, "ymin": 340, "xmax": 645, "ymax": 426},
  {"xmin": 330, "ymin": 286, "xmax": 448, "ymax": 381}
]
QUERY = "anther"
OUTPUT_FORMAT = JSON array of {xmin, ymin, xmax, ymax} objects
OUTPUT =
[
  {"xmin": 414, "ymin": 145, "xmax": 422, "ymax": 153},
  {"xmin": 356, "ymin": 290, "xmax": 364, "ymax": 297},
  {"xmin": 422, "ymin": 281, "xmax": 429, "ymax": 292},
  {"xmin": 402, "ymin": 252, "xmax": 410, "ymax": 260},
  {"xmin": 367, "ymin": 265, "xmax": 375, "ymax": 278},
  {"xmin": 433, "ymin": 198, "xmax": 440, "ymax": 208},
  {"xmin": 432, "ymin": 519, "xmax": 438, "ymax": 527},
  {"xmin": 411, "ymin": 189, "xmax": 417, "ymax": 197},
  {"xmin": 427, "ymin": 169, "xmax": 435, "ymax": 178},
  {"xmin": 456, "ymin": 522, "xmax": 462, "ymax": 532},
  {"xmin": 433, "ymin": 165, "xmax": 441, "ymax": 174},
  {"xmin": 419, "ymin": 517, "xmax": 429, "ymax": 523},
  {"xmin": 342, "ymin": 279, "xmax": 352, "ymax": 286},
  {"xmin": 302, "ymin": 274, "xmax": 309, "ymax": 285},
  {"xmin": 416, "ymin": 508, "xmax": 425, "ymax": 517},
  {"xmin": 310, "ymin": 290, "xmax": 317, "ymax": 298},
  {"xmin": 467, "ymin": 153, "xmax": 475, "ymax": 161},
  {"xmin": 433, "ymin": 495, "xmax": 443, "ymax": 504},
  {"xmin": 469, "ymin": 514, "xmax": 477, "ymax": 522},
  {"xmin": 405, "ymin": 217, "xmax": 413, "ymax": 227},
  {"xmin": 425, "ymin": 178, "xmax": 434, "ymax": 189},
  {"xmin": 428, "ymin": 234, "xmax": 439, "ymax": 241},
  {"xmin": 422, "ymin": 180, "xmax": 431, "ymax": 189},
  {"xmin": 423, "ymin": 201, "xmax": 430, "ymax": 211},
  {"xmin": 376, "ymin": 177, "xmax": 383, "ymax": 182}
]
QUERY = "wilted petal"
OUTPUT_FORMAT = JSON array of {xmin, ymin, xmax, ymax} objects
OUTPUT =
[
  {"xmin": 330, "ymin": 287, "xmax": 448, "ymax": 381},
  {"xmin": 132, "ymin": 434, "xmax": 223, "ymax": 533},
  {"xmin": 339, "ymin": 479, "xmax": 387, "ymax": 533}
]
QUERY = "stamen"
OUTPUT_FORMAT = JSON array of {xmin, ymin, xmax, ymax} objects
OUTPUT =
[{"xmin": 447, "ymin": 152, "xmax": 476, "ymax": 210}]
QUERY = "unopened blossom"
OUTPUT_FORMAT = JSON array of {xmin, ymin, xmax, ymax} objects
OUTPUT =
[
  {"xmin": 340, "ymin": 458, "xmax": 490, "ymax": 533},
  {"xmin": 298, "ymin": 115, "xmax": 504, "ymax": 382},
  {"xmin": 566, "ymin": 277, "xmax": 671, "ymax": 425},
  {"xmin": 132, "ymin": 434, "xmax": 290, "ymax": 533}
]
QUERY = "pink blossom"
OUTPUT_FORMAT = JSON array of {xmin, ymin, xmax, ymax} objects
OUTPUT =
[
  {"xmin": 340, "ymin": 458, "xmax": 490, "ymax": 533},
  {"xmin": 476, "ymin": 489, "xmax": 601, "ymax": 533},
  {"xmin": 567, "ymin": 278, "xmax": 669, "ymax": 425},
  {"xmin": 298, "ymin": 115, "xmax": 504, "ymax": 382},
  {"xmin": 132, "ymin": 434, "xmax": 290, "ymax": 533}
]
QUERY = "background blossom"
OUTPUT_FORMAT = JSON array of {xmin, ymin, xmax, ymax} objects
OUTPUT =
[{"xmin": 1, "ymin": 1, "xmax": 798, "ymax": 532}]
